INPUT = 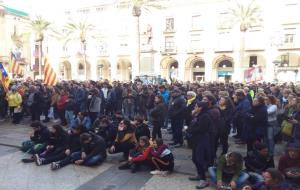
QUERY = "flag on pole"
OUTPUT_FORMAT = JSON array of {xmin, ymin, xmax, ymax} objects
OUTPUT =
[
  {"xmin": 0, "ymin": 63, "xmax": 11, "ymax": 92},
  {"xmin": 44, "ymin": 57, "xmax": 57, "ymax": 86},
  {"xmin": 10, "ymin": 52, "xmax": 23, "ymax": 76}
]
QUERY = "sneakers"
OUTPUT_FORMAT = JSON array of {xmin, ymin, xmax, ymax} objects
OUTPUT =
[
  {"xmin": 150, "ymin": 170, "xmax": 169, "ymax": 176},
  {"xmin": 34, "ymin": 154, "xmax": 45, "ymax": 166},
  {"xmin": 196, "ymin": 180, "xmax": 209, "ymax": 189},
  {"xmin": 50, "ymin": 162, "xmax": 61, "ymax": 170}
]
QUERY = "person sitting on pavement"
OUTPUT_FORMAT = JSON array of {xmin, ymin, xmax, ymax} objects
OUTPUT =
[
  {"xmin": 108, "ymin": 119, "xmax": 136, "ymax": 162},
  {"xmin": 50, "ymin": 125, "xmax": 85, "ymax": 170},
  {"xmin": 133, "ymin": 115, "xmax": 150, "ymax": 141},
  {"xmin": 21, "ymin": 121, "xmax": 51, "ymax": 163},
  {"xmin": 242, "ymin": 168, "xmax": 294, "ymax": 190},
  {"xmin": 34, "ymin": 124, "xmax": 69, "ymax": 166},
  {"xmin": 70, "ymin": 132, "xmax": 107, "ymax": 167},
  {"xmin": 208, "ymin": 152, "xmax": 249, "ymax": 190},
  {"xmin": 150, "ymin": 138, "xmax": 174, "ymax": 176},
  {"xmin": 92, "ymin": 116, "xmax": 117, "ymax": 148},
  {"xmin": 118, "ymin": 136, "xmax": 153, "ymax": 173},
  {"xmin": 70, "ymin": 112, "xmax": 92, "ymax": 131},
  {"xmin": 244, "ymin": 142, "xmax": 275, "ymax": 186},
  {"xmin": 278, "ymin": 142, "xmax": 300, "ymax": 187}
]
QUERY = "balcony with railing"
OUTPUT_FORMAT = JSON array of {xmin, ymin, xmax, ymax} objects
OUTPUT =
[{"xmin": 160, "ymin": 46, "xmax": 177, "ymax": 55}]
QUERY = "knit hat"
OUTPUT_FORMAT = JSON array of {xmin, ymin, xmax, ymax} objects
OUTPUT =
[
  {"xmin": 287, "ymin": 142, "xmax": 300, "ymax": 152},
  {"xmin": 187, "ymin": 91, "xmax": 196, "ymax": 97}
]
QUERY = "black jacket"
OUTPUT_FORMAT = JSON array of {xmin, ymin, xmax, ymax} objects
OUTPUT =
[
  {"xmin": 169, "ymin": 95, "xmax": 186, "ymax": 119},
  {"xmin": 48, "ymin": 132, "xmax": 70, "ymax": 151},
  {"xmin": 67, "ymin": 133, "xmax": 81, "ymax": 153},
  {"xmin": 135, "ymin": 123, "xmax": 150, "ymax": 141},
  {"xmin": 185, "ymin": 99, "xmax": 197, "ymax": 126},
  {"xmin": 81, "ymin": 133, "xmax": 107, "ymax": 161},
  {"xmin": 30, "ymin": 126, "xmax": 51, "ymax": 144},
  {"xmin": 245, "ymin": 150, "xmax": 274, "ymax": 173},
  {"xmin": 150, "ymin": 103, "xmax": 167, "ymax": 125},
  {"xmin": 187, "ymin": 112, "xmax": 212, "ymax": 146}
]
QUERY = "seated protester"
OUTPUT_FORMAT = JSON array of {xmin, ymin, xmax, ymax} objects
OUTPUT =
[
  {"xmin": 70, "ymin": 112, "xmax": 92, "ymax": 131},
  {"xmin": 245, "ymin": 142, "xmax": 275, "ymax": 186},
  {"xmin": 111, "ymin": 111, "xmax": 124, "ymax": 128},
  {"xmin": 34, "ymin": 124, "xmax": 69, "ymax": 166},
  {"xmin": 49, "ymin": 125, "xmax": 84, "ymax": 170},
  {"xmin": 150, "ymin": 138, "xmax": 174, "ymax": 176},
  {"xmin": 242, "ymin": 168, "xmax": 294, "ymax": 190},
  {"xmin": 278, "ymin": 142, "xmax": 300, "ymax": 187},
  {"xmin": 108, "ymin": 119, "xmax": 136, "ymax": 161},
  {"xmin": 92, "ymin": 117, "xmax": 117, "ymax": 148},
  {"xmin": 21, "ymin": 121, "xmax": 51, "ymax": 163},
  {"xmin": 133, "ymin": 115, "xmax": 150, "ymax": 141},
  {"xmin": 119, "ymin": 136, "xmax": 153, "ymax": 173},
  {"xmin": 70, "ymin": 132, "xmax": 107, "ymax": 166},
  {"xmin": 208, "ymin": 152, "xmax": 249, "ymax": 190}
]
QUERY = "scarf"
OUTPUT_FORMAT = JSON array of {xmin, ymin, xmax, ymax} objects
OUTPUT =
[{"xmin": 187, "ymin": 97, "xmax": 196, "ymax": 106}]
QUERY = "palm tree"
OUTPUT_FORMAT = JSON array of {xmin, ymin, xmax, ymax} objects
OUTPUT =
[
  {"xmin": 227, "ymin": 0, "xmax": 262, "ymax": 81},
  {"xmin": 118, "ymin": 0, "xmax": 165, "ymax": 79},
  {"xmin": 62, "ymin": 19, "xmax": 95, "ymax": 80},
  {"xmin": 29, "ymin": 16, "xmax": 51, "ymax": 79}
]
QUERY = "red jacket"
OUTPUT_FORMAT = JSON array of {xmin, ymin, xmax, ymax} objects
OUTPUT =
[
  {"xmin": 132, "ymin": 147, "xmax": 152, "ymax": 162},
  {"xmin": 57, "ymin": 95, "xmax": 68, "ymax": 110},
  {"xmin": 278, "ymin": 154, "xmax": 300, "ymax": 174}
]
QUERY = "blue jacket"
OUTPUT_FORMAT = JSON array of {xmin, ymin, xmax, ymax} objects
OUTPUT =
[
  {"xmin": 70, "ymin": 117, "xmax": 92, "ymax": 130},
  {"xmin": 159, "ymin": 90, "xmax": 170, "ymax": 105}
]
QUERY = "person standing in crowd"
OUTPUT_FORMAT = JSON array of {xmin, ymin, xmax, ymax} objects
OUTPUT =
[
  {"xmin": 168, "ymin": 89, "xmax": 186, "ymax": 148},
  {"xmin": 41, "ymin": 86, "xmax": 51, "ymax": 123},
  {"xmin": 158, "ymin": 85, "xmax": 170, "ymax": 129},
  {"xmin": 233, "ymin": 89, "xmax": 251, "ymax": 143},
  {"xmin": 122, "ymin": 87, "xmax": 136, "ymax": 120},
  {"xmin": 75, "ymin": 84, "xmax": 88, "ymax": 114},
  {"xmin": 185, "ymin": 91, "xmax": 197, "ymax": 127},
  {"xmin": 89, "ymin": 88, "xmax": 102, "ymax": 123},
  {"xmin": 218, "ymin": 96, "xmax": 235, "ymax": 155},
  {"xmin": 7, "ymin": 85, "xmax": 22, "ymax": 124},
  {"xmin": 0, "ymin": 85, "xmax": 7, "ymax": 121},
  {"xmin": 150, "ymin": 95, "xmax": 167, "ymax": 140},
  {"xmin": 27, "ymin": 86, "xmax": 42, "ymax": 121},
  {"xmin": 57, "ymin": 89, "xmax": 68, "ymax": 126},
  {"xmin": 187, "ymin": 101, "xmax": 212, "ymax": 189},
  {"xmin": 202, "ymin": 94, "xmax": 220, "ymax": 164},
  {"xmin": 65, "ymin": 94, "xmax": 76, "ymax": 128},
  {"xmin": 265, "ymin": 95, "xmax": 278, "ymax": 156},
  {"xmin": 244, "ymin": 96, "xmax": 268, "ymax": 153}
]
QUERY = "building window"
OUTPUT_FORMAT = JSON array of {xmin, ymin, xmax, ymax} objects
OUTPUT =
[
  {"xmin": 218, "ymin": 12, "xmax": 231, "ymax": 29},
  {"xmin": 78, "ymin": 9, "xmax": 90, "ymax": 14},
  {"xmin": 284, "ymin": 34, "xmax": 294, "ymax": 44},
  {"xmin": 165, "ymin": 36, "xmax": 175, "ymax": 51},
  {"xmin": 190, "ymin": 34, "xmax": 201, "ymax": 49},
  {"xmin": 191, "ymin": 15, "xmax": 201, "ymax": 30},
  {"xmin": 249, "ymin": 56, "xmax": 257, "ymax": 67},
  {"xmin": 165, "ymin": 18, "xmax": 175, "ymax": 32},
  {"xmin": 281, "ymin": 54, "xmax": 289, "ymax": 67}
]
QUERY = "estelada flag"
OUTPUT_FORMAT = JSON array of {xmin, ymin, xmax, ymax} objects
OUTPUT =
[
  {"xmin": 9, "ymin": 52, "xmax": 23, "ymax": 76},
  {"xmin": 0, "ymin": 63, "xmax": 11, "ymax": 92},
  {"xmin": 44, "ymin": 57, "xmax": 57, "ymax": 86}
]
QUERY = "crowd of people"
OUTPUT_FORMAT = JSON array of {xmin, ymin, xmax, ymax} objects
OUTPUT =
[{"xmin": 0, "ymin": 78, "xmax": 300, "ymax": 190}]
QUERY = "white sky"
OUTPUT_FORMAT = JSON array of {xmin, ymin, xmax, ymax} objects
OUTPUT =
[{"xmin": 4, "ymin": 0, "xmax": 116, "ymax": 18}]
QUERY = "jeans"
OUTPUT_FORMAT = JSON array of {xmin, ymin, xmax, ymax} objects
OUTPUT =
[
  {"xmin": 65, "ymin": 110, "xmax": 74, "ymax": 127},
  {"xmin": 152, "ymin": 122, "xmax": 163, "ymax": 140},
  {"xmin": 171, "ymin": 118, "xmax": 184, "ymax": 144},
  {"xmin": 71, "ymin": 152, "xmax": 105, "ymax": 166},
  {"xmin": 267, "ymin": 120, "xmax": 277, "ymax": 156},
  {"xmin": 208, "ymin": 167, "xmax": 249, "ymax": 188},
  {"xmin": 248, "ymin": 172, "xmax": 264, "ymax": 187}
]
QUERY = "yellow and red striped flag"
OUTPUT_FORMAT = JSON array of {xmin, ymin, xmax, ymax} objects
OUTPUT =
[
  {"xmin": 44, "ymin": 57, "xmax": 57, "ymax": 86},
  {"xmin": 10, "ymin": 52, "xmax": 23, "ymax": 76}
]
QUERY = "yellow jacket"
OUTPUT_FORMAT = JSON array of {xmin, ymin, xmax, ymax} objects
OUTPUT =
[{"xmin": 7, "ymin": 92, "xmax": 22, "ymax": 107}]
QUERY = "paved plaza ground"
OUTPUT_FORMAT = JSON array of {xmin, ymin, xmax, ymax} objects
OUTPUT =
[{"xmin": 0, "ymin": 118, "xmax": 285, "ymax": 190}]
